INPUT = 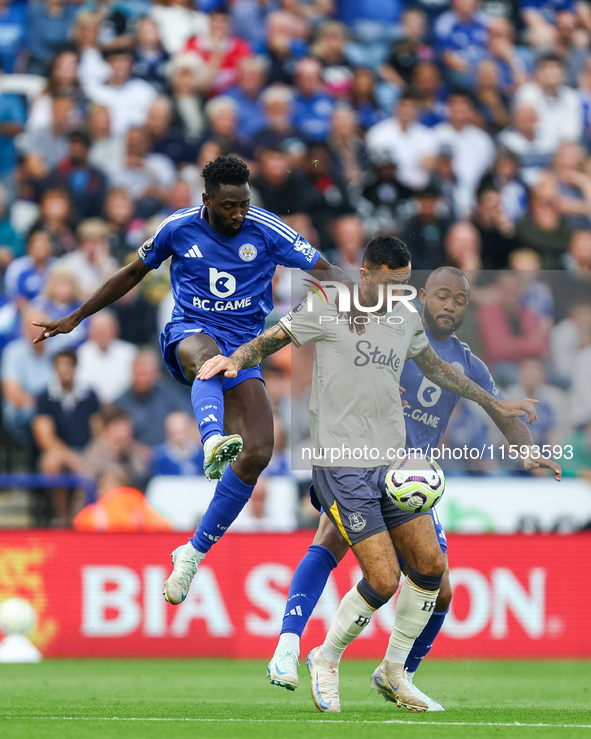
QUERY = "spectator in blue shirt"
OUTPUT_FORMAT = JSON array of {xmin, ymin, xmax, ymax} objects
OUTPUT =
[
  {"xmin": 151, "ymin": 411, "xmax": 205, "ymax": 477},
  {"xmin": 226, "ymin": 56, "xmax": 268, "ymax": 139},
  {"xmin": 292, "ymin": 57, "xmax": 336, "ymax": 143},
  {"xmin": 435, "ymin": 0, "xmax": 490, "ymax": 91},
  {"xmin": 0, "ymin": 68, "xmax": 25, "ymax": 201},
  {"xmin": 13, "ymin": 230, "xmax": 54, "ymax": 307},
  {"xmin": 27, "ymin": 0, "xmax": 77, "ymax": 75},
  {"xmin": 0, "ymin": 0, "xmax": 28, "ymax": 73}
]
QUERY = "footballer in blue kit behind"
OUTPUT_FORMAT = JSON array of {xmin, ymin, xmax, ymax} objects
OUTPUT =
[
  {"xmin": 31, "ymin": 155, "xmax": 356, "ymax": 606},
  {"xmin": 264, "ymin": 266, "xmax": 561, "ymax": 709}
]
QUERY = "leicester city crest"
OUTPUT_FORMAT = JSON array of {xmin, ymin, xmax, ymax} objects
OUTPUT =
[{"xmin": 239, "ymin": 244, "xmax": 257, "ymax": 261}]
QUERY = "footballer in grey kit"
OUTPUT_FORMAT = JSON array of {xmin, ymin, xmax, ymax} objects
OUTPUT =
[{"xmin": 198, "ymin": 235, "xmax": 542, "ymax": 713}]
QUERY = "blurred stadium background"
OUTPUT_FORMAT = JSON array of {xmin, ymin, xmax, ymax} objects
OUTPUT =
[{"xmin": 0, "ymin": 0, "xmax": 590, "ymax": 724}]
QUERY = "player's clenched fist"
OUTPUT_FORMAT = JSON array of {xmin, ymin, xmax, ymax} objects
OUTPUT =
[{"xmin": 198, "ymin": 355, "xmax": 241, "ymax": 380}]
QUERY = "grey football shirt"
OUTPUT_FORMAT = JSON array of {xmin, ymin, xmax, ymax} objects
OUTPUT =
[{"xmin": 279, "ymin": 296, "xmax": 429, "ymax": 467}]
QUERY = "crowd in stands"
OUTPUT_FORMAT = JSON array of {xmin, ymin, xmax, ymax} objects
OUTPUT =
[{"xmin": 0, "ymin": 0, "xmax": 590, "ymax": 526}]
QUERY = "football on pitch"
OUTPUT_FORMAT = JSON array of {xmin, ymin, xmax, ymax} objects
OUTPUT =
[
  {"xmin": 385, "ymin": 455, "xmax": 445, "ymax": 513},
  {"xmin": 0, "ymin": 597, "xmax": 37, "ymax": 635}
]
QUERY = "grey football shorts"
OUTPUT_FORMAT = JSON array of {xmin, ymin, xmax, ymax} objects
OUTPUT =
[{"xmin": 312, "ymin": 465, "xmax": 429, "ymax": 545}]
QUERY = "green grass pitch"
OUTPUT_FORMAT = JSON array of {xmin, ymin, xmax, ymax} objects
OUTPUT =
[{"xmin": 1, "ymin": 659, "xmax": 590, "ymax": 739}]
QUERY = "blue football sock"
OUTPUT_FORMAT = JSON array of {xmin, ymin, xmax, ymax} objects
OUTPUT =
[
  {"xmin": 191, "ymin": 466, "xmax": 254, "ymax": 553},
  {"xmin": 405, "ymin": 609, "xmax": 449, "ymax": 675},
  {"xmin": 281, "ymin": 545, "xmax": 338, "ymax": 638},
  {"xmin": 191, "ymin": 375, "xmax": 224, "ymax": 444}
]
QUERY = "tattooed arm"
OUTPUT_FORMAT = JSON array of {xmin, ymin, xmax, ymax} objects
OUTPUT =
[
  {"xmin": 490, "ymin": 416, "xmax": 562, "ymax": 480},
  {"xmin": 197, "ymin": 323, "xmax": 291, "ymax": 380},
  {"xmin": 413, "ymin": 346, "xmax": 539, "ymax": 423}
]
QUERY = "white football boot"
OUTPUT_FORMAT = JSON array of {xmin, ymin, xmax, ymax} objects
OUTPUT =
[
  {"xmin": 163, "ymin": 542, "xmax": 203, "ymax": 604},
  {"xmin": 203, "ymin": 433, "xmax": 243, "ymax": 480},
  {"xmin": 370, "ymin": 660, "xmax": 429, "ymax": 712},
  {"xmin": 406, "ymin": 672, "xmax": 445, "ymax": 711},
  {"xmin": 306, "ymin": 647, "xmax": 341, "ymax": 713},
  {"xmin": 267, "ymin": 647, "xmax": 299, "ymax": 691}
]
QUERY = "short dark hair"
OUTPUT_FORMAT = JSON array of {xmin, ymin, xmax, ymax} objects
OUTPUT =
[
  {"xmin": 362, "ymin": 235, "xmax": 411, "ymax": 270},
  {"xmin": 69, "ymin": 129, "xmax": 91, "ymax": 148},
  {"xmin": 202, "ymin": 155, "xmax": 250, "ymax": 196},
  {"xmin": 53, "ymin": 349, "xmax": 77, "ymax": 365},
  {"xmin": 535, "ymin": 52, "xmax": 565, "ymax": 69}
]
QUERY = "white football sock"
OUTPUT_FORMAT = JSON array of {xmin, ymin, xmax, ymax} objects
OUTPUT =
[
  {"xmin": 277, "ymin": 632, "xmax": 300, "ymax": 655},
  {"xmin": 385, "ymin": 577, "xmax": 440, "ymax": 666},
  {"xmin": 322, "ymin": 585, "xmax": 375, "ymax": 664}
]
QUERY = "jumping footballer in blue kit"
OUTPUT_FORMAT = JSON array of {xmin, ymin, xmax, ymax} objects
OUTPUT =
[{"xmin": 31, "ymin": 155, "xmax": 355, "ymax": 606}]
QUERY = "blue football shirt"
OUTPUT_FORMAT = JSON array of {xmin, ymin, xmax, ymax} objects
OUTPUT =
[
  {"xmin": 138, "ymin": 204, "xmax": 320, "ymax": 334},
  {"xmin": 401, "ymin": 323, "xmax": 501, "ymax": 452}
]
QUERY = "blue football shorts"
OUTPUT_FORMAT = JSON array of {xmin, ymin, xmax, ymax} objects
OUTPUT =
[{"xmin": 159, "ymin": 320, "xmax": 264, "ymax": 391}]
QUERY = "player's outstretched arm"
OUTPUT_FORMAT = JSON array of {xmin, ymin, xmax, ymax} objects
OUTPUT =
[
  {"xmin": 32, "ymin": 258, "xmax": 152, "ymax": 343},
  {"xmin": 413, "ymin": 346, "xmax": 539, "ymax": 424},
  {"xmin": 198, "ymin": 323, "xmax": 292, "ymax": 380},
  {"xmin": 487, "ymin": 415, "xmax": 562, "ymax": 481}
]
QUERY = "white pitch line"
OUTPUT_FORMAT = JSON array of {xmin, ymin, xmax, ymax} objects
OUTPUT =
[{"xmin": 2, "ymin": 718, "xmax": 591, "ymax": 728}]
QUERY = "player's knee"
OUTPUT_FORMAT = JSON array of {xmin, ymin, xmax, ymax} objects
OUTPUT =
[
  {"xmin": 316, "ymin": 525, "xmax": 349, "ymax": 562},
  {"xmin": 371, "ymin": 572, "xmax": 399, "ymax": 601},
  {"xmin": 419, "ymin": 550, "xmax": 446, "ymax": 579},
  {"xmin": 240, "ymin": 442, "xmax": 273, "ymax": 477}
]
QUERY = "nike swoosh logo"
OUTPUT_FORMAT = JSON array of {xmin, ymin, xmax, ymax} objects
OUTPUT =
[
  {"xmin": 315, "ymin": 674, "xmax": 332, "ymax": 710},
  {"xmin": 274, "ymin": 664, "xmax": 287, "ymax": 676}
]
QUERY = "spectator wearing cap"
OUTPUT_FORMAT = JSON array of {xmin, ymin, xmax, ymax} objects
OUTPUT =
[
  {"xmin": 32, "ymin": 349, "xmax": 100, "ymax": 525},
  {"xmin": 83, "ymin": 48, "xmax": 157, "ymax": 137},
  {"xmin": 184, "ymin": 8, "xmax": 252, "ymax": 97},
  {"xmin": 514, "ymin": 54, "xmax": 582, "ymax": 144},
  {"xmin": 48, "ymin": 130, "xmax": 107, "ymax": 222},
  {"xmin": 366, "ymin": 91, "xmax": 437, "ymax": 190},
  {"xmin": 433, "ymin": 91, "xmax": 496, "ymax": 215},
  {"xmin": 53, "ymin": 218, "xmax": 117, "ymax": 297},
  {"xmin": 400, "ymin": 184, "xmax": 452, "ymax": 269},
  {"xmin": 151, "ymin": 411, "xmax": 204, "ymax": 477}
]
